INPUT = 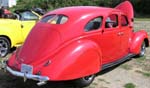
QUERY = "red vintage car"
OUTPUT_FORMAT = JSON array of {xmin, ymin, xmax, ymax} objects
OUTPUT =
[{"xmin": 4, "ymin": 1, "xmax": 149, "ymax": 87}]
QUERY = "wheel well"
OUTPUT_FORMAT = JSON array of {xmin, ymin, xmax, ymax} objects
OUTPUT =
[
  {"xmin": 144, "ymin": 38, "xmax": 149, "ymax": 47},
  {"xmin": 0, "ymin": 35, "xmax": 11, "ymax": 47}
]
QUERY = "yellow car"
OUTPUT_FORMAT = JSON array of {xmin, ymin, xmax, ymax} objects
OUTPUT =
[{"xmin": 0, "ymin": 10, "xmax": 41, "ymax": 57}]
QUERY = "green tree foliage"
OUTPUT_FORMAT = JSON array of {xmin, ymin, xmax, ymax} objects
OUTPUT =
[
  {"xmin": 13, "ymin": 0, "xmax": 150, "ymax": 16},
  {"xmin": 13, "ymin": 0, "xmax": 118, "ymax": 10},
  {"xmin": 131, "ymin": 0, "xmax": 150, "ymax": 15}
]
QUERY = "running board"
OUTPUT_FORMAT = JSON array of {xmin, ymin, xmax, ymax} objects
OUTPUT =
[{"xmin": 102, "ymin": 54, "xmax": 135, "ymax": 70}]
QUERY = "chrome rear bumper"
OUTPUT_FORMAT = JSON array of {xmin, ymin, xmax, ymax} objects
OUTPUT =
[{"xmin": 5, "ymin": 65, "xmax": 49, "ymax": 86}]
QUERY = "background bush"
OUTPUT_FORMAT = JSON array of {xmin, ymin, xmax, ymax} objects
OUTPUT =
[{"xmin": 13, "ymin": 0, "xmax": 150, "ymax": 17}]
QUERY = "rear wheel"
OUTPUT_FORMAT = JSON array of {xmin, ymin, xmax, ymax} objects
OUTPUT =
[
  {"xmin": 137, "ymin": 42, "xmax": 146, "ymax": 57},
  {"xmin": 0, "ymin": 37, "xmax": 10, "ymax": 57},
  {"xmin": 73, "ymin": 74, "xmax": 95, "ymax": 87}
]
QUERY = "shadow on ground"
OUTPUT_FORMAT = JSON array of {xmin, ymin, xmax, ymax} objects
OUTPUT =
[
  {"xmin": 0, "ymin": 57, "xmax": 133, "ymax": 88},
  {"xmin": 96, "ymin": 59, "xmax": 132, "ymax": 76},
  {"xmin": 0, "ymin": 70, "xmax": 77, "ymax": 88}
]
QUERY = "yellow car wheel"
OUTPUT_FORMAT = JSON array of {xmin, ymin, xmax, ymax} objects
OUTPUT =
[{"xmin": 0, "ymin": 37, "xmax": 10, "ymax": 57}]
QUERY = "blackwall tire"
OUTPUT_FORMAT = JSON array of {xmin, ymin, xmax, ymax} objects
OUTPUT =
[
  {"xmin": 73, "ymin": 74, "xmax": 95, "ymax": 87},
  {"xmin": 0, "ymin": 37, "xmax": 10, "ymax": 57}
]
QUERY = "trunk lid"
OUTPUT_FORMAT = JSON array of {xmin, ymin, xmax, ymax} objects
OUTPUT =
[
  {"xmin": 16, "ymin": 23, "xmax": 62, "ymax": 64},
  {"xmin": 115, "ymin": 1, "xmax": 134, "ymax": 20}
]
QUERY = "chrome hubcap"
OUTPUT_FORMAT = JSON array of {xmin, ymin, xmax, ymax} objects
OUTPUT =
[
  {"xmin": 0, "ymin": 39, "xmax": 8, "ymax": 57},
  {"xmin": 141, "ymin": 43, "xmax": 146, "ymax": 56},
  {"xmin": 83, "ymin": 75, "xmax": 94, "ymax": 81}
]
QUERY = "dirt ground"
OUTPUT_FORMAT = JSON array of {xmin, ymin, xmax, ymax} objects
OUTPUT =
[{"xmin": 0, "ymin": 21, "xmax": 150, "ymax": 88}]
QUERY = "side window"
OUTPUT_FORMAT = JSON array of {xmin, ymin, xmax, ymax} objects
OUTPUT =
[
  {"xmin": 40, "ymin": 15, "xmax": 68, "ymax": 24},
  {"xmin": 121, "ymin": 15, "xmax": 129, "ymax": 26},
  {"xmin": 85, "ymin": 17, "xmax": 102, "ymax": 32},
  {"xmin": 105, "ymin": 14, "xmax": 118, "ymax": 28},
  {"xmin": 20, "ymin": 11, "xmax": 39, "ymax": 20}
]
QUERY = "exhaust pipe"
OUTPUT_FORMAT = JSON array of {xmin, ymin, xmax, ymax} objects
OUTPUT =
[{"xmin": 37, "ymin": 81, "xmax": 47, "ymax": 86}]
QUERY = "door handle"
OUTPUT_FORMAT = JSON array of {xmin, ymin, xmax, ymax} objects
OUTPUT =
[{"xmin": 117, "ymin": 32, "xmax": 124, "ymax": 36}]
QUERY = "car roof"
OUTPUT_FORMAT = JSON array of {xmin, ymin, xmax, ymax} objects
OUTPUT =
[{"xmin": 45, "ymin": 6, "xmax": 118, "ymax": 18}]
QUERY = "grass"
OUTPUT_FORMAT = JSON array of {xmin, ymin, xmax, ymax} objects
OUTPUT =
[
  {"xmin": 0, "ymin": 58, "xmax": 3, "ymax": 63},
  {"xmin": 120, "ymin": 64, "xmax": 132, "ymax": 70},
  {"xmin": 92, "ymin": 82, "xmax": 98, "ymax": 86},
  {"xmin": 135, "ymin": 56, "xmax": 146, "ymax": 63},
  {"xmin": 143, "ymin": 72, "xmax": 150, "ymax": 77},
  {"xmin": 124, "ymin": 83, "xmax": 136, "ymax": 88},
  {"xmin": 98, "ymin": 78, "xmax": 110, "ymax": 84},
  {"xmin": 135, "ymin": 70, "xmax": 150, "ymax": 77},
  {"xmin": 135, "ymin": 18, "xmax": 150, "ymax": 21},
  {"xmin": 0, "ymin": 58, "xmax": 4, "ymax": 69}
]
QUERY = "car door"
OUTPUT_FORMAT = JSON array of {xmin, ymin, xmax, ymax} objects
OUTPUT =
[
  {"xmin": 119, "ymin": 15, "xmax": 131, "ymax": 56},
  {"xmin": 20, "ymin": 11, "xmax": 39, "ymax": 41},
  {"xmin": 100, "ymin": 14, "xmax": 122, "ymax": 64}
]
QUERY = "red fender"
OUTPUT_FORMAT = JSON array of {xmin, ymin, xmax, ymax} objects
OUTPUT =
[
  {"xmin": 130, "ymin": 30, "xmax": 149, "ymax": 54},
  {"xmin": 40, "ymin": 39, "xmax": 102, "ymax": 81}
]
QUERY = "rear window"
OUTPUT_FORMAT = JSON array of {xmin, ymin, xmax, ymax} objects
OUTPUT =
[{"xmin": 40, "ymin": 15, "xmax": 68, "ymax": 24}]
